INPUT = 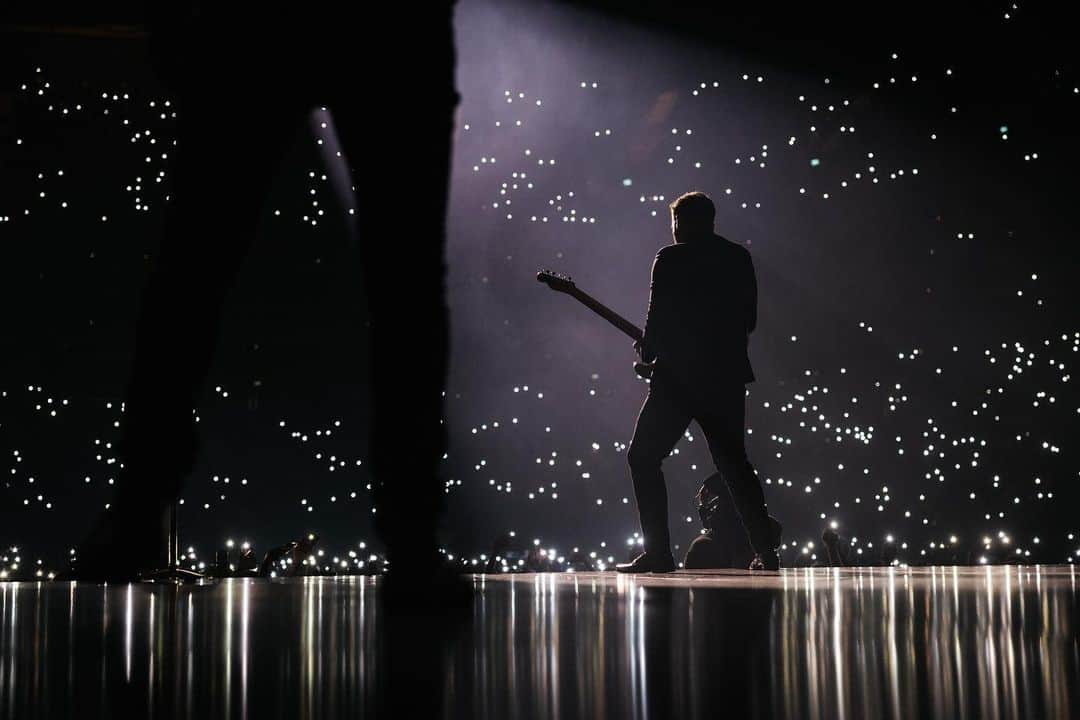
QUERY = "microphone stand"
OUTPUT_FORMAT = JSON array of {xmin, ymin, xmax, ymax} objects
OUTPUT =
[{"xmin": 140, "ymin": 501, "xmax": 206, "ymax": 583}]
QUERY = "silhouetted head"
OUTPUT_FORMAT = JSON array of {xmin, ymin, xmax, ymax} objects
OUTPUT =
[{"xmin": 669, "ymin": 191, "xmax": 715, "ymax": 243}]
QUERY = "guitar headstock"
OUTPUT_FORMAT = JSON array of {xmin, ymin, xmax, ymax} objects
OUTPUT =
[{"xmin": 536, "ymin": 269, "xmax": 577, "ymax": 294}]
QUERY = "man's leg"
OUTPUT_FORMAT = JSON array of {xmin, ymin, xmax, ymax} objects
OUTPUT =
[
  {"xmin": 625, "ymin": 385, "xmax": 693, "ymax": 561},
  {"xmin": 330, "ymin": 6, "xmax": 459, "ymax": 586},
  {"xmin": 73, "ymin": 99, "xmax": 302, "ymax": 577},
  {"xmin": 696, "ymin": 385, "xmax": 776, "ymax": 561}
]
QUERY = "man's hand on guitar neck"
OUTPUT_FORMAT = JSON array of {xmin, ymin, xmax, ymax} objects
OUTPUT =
[{"xmin": 633, "ymin": 361, "xmax": 654, "ymax": 379}]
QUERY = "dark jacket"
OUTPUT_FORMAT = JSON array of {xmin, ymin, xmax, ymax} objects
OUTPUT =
[{"xmin": 640, "ymin": 235, "xmax": 757, "ymax": 398}]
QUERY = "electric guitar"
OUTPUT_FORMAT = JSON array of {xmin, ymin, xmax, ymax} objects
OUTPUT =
[{"xmin": 536, "ymin": 269, "xmax": 655, "ymax": 379}]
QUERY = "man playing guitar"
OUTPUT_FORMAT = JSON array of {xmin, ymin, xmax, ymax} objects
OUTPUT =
[{"xmin": 616, "ymin": 191, "xmax": 779, "ymax": 572}]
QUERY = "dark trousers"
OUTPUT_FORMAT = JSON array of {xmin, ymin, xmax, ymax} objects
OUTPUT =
[
  {"xmin": 107, "ymin": 6, "xmax": 458, "ymax": 578},
  {"xmin": 627, "ymin": 377, "xmax": 772, "ymax": 556}
]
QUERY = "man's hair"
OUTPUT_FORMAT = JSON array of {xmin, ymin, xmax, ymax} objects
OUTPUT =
[{"xmin": 669, "ymin": 191, "xmax": 715, "ymax": 229}]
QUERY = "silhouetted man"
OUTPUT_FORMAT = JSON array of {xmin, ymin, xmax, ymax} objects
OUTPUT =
[
  {"xmin": 67, "ymin": 5, "xmax": 461, "ymax": 602},
  {"xmin": 616, "ymin": 191, "xmax": 780, "ymax": 573}
]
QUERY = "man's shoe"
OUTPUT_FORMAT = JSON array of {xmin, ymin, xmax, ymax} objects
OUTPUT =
[
  {"xmin": 381, "ymin": 566, "xmax": 473, "ymax": 616},
  {"xmin": 615, "ymin": 551, "xmax": 676, "ymax": 573},
  {"xmin": 749, "ymin": 549, "xmax": 780, "ymax": 571},
  {"xmin": 56, "ymin": 557, "xmax": 147, "ymax": 583},
  {"xmin": 64, "ymin": 506, "xmax": 168, "ymax": 582}
]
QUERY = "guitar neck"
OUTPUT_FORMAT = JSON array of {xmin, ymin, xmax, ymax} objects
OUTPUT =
[{"xmin": 569, "ymin": 288, "xmax": 643, "ymax": 342}]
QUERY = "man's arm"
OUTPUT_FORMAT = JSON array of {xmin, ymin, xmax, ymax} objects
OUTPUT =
[{"xmin": 639, "ymin": 248, "xmax": 670, "ymax": 363}]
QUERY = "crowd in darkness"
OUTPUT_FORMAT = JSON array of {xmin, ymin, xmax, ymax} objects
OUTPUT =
[{"xmin": 0, "ymin": 1, "xmax": 1078, "ymax": 579}]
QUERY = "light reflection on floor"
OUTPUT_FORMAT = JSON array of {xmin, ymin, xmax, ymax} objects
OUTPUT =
[{"xmin": 0, "ymin": 566, "xmax": 1077, "ymax": 719}]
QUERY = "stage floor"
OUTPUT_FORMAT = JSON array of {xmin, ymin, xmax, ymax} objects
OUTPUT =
[{"xmin": 2, "ymin": 566, "xmax": 1078, "ymax": 719}]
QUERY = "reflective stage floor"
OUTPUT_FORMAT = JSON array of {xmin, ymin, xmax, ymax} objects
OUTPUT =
[{"xmin": 2, "ymin": 566, "xmax": 1079, "ymax": 719}]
